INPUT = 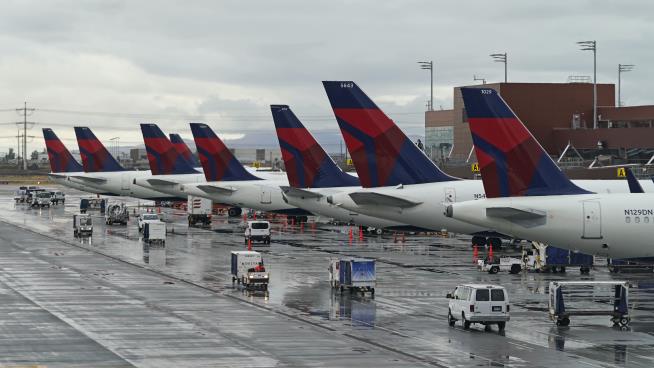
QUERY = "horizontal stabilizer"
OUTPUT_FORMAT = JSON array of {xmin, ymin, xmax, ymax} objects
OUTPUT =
[
  {"xmin": 486, "ymin": 206, "xmax": 546, "ymax": 228},
  {"xmin": 71, "ymin": 175, "xmax": 107, "ymax": 184},
  {"xmin": 349, "ymin": 192, "xmax": 421, "ymax": 208},
  {"xmin": 280, "ymin": 186, "xmax": 323, "ymax": 199},
  {"xmin": 146, "ymin": 178, "xmax": 179, "ymax": 186},
  {"xmin": 196, "ymin": 184, "xmax": 237, "ymax": 195}
]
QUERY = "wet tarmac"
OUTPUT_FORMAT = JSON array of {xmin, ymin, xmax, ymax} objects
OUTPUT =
[{"xmin": 1, "ymin": 185, "xmax": 654, "ymax": 367}]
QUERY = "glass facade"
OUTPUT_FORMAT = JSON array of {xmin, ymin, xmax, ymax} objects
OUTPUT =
[{"xmin": 425, "ymin": 126, "xmax": 454, "ymax": 160}]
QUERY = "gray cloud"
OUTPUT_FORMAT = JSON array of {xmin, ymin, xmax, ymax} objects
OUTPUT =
[{"xmin": 0, "ymin": 0, "xmax": 652, "ymax": 154}]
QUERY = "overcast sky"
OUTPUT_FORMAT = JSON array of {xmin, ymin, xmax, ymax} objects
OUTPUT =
[{"xmin": 0, "ymin": 0, "xmax": 652, "ymax": 154}]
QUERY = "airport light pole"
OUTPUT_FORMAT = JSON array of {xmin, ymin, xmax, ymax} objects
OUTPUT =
[
  {"xmin": 418, "ymin": 61, "xmax": 433, "ymax": 111},
  {"xmin": 618, "ymin": 64, "xmax": 634, "ymax": 107},
  {"xmin": 577, "ymin": 41, "xmax": 597, "ymax": 129},
  {"xmin": 473, "ymin": 75, "xmax": 486, "ymax": 84},
  {"xmin": 490, "ymin": 53, "xmax": 507, "ymax": 83}
]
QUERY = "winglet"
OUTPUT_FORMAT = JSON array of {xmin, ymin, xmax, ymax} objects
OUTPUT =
[
  {"xmin": 271, "ymin": 104, "xmax": 359, "ymax": 188},
  {"xmin": 42, "ymin": 128, "xmax": 84, "ymax": 173},
  {"xmin": 169, "ymin": 133, "xmax": 201, "ymax": 167},
  {"xmin": 322, "ymin": 81, "xmax": 457, "ymax": 188},
  {"xmin": 460, "ymin": 87, "xmax": 591, "ymax": 198},
  {"xmin": 189, "ymin": 123, "xmax": 261, "ymax": 182},
  {"xmin": 140, "ymin": 124, "xmax": 198, "ymax": 175},
  {"xmin": 626, "ymin": 168, "xmax": 644, "ymax": 193},
  {"xmin": 74, "ymin": 126, "xmax": 125, "ymax": 172}
]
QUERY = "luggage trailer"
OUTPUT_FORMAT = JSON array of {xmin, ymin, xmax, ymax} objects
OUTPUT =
[{"xmin": 549, "ymin": 281, "xmax": 630, "ymax": 328}]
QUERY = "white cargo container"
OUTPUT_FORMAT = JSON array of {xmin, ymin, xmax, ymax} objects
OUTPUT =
[
  {"xmin": 187, "ymin": 195, "xmax": 212, "ymax": 227},
  {"xmin": 143, "ymin": 221, "xmax": 166, "ymax": 245},
  {"xmin": 230, "ymin": 250, "xmax": 269, "ymax": 289}
]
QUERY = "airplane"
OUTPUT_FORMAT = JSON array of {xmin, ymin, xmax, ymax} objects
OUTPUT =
[
  {"xmin": 270, "ymin": 104, "xmax": 413, "ymax": 232},
  {"xmin": 142, "ymin": 123, "xmax": 312, "ymax": 218},
  {"xmin": 133, "ymin": 123, "xmax": 246, "ymax": 216},
  {"xmin": 445, "ymin": 87, "xmax": 654, "ymax": 258},
  {"xmin": 66, "ymin": 126, "xmax": 183, "ymax": 200},
  {"xmin": 321, "ymin": 81, "xmax": 654, "ymax": 247},
  {"xmin": 169, "ymin": 133, "xmax": 201, "ymax": 167},
  {"xmin": 42, "ymin": 128, "xmax": 110, "ymax": 194}
]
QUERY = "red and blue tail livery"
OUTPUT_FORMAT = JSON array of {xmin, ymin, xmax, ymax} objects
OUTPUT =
[
  {"xmin": 42, "ymin": 128, "xmax": 84, "ymax": 173},
  {"xmin": 140, "ymin": 124, "xmax": 199, "ymax": 175},
  {"xmin": 170, "ymin": 133, "xmax": 201, "ymax": 168},
  {"xmin": 189, "ymin": 123, "xmax": 261, "ymax": 182},
  {"xmin": 460, "ymin": 87, "xmax": 590, "ymax": 198},
  {"xmin": 74, "ymin": 127, "xmax": 125, "ymax": 172},
  {"xmin": 271, "ymin": 105, "xmax": 359, "ymax": 188},
  {"xmin": 322, "ymin": 81, "xmax": 457, "ymax": 188}
]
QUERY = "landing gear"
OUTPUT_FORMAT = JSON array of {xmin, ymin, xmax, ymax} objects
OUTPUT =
[
  {"xmin": 487, "ymin": 237, "xmax": 502, "ymax": 248},
  {"xmin": 556, "ymin": 317, "xmax": 570, "ymax": 326}
]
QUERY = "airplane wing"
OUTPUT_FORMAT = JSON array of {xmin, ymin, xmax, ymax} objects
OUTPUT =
[
  {"xmin": 486, "ymin": 207, "xmax": 546, "ymax": 228},
  {"xmin": 71, "ymin": 175, "xmax": 107, "ymax": 184},
  {"xmin": 146, "ymin": 178, "xmax": 180, "ymax": 186},
  {"xmin": 47, "ymin": 173, "xmax": 68, "ymax": 179},
  {"xmin": 196, "ymin": 184, "xmax": 237, "ymax": 195},
  {"xmin": 280, "ymin": 186, "xmax": 323, "ymax": 199},
  {"xmin": 349, "ymin": 192, "xmax": 422, "ymax": 208}
]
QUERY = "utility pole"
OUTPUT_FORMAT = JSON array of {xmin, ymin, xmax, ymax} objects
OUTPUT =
[
  {"xmin": 490, "ymin": 53, "xmax": 508, "ymax": 83},
  {"xmin": 577, "ymin": 41, "xmax": 597, "ymax": 129},
  {"xmin": 618, "ymin": 64, "xmax": 634, "ymax": 107},
  {"xmin": 16, "ymin": 102, "xmax": 35, "ymax": 170},
  {"xmin": 418, "ymin": 61, "xmax": 434, "ymax": 111}
]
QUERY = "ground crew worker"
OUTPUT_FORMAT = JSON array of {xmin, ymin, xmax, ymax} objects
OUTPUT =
[{"xmin": 254, "ymin": 261, "xmax": 265, "ymax": 272}]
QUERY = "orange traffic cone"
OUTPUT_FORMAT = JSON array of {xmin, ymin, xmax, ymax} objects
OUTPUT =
[
  {"xmin": 348, "ymin": 227, "xmax": 353, "ymax": 243},
  {"xmin": 473, "ymin": 245, "xmax": 479, "ymax": 264},
  {"xmin": 248, "ymin": 237, "xmax": 252, "ymax": 251},
  {"xmin": 358, "ymin": 226, "xmax": 363, "ymax": 241},
  {"xmin": 488, "ymin": 244, "xmax": 494, "ymax": 262}
]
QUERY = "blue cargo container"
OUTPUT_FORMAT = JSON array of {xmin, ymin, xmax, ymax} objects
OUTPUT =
[
  {"xmin": 332, "ymin": 258, "xmax": 376, "ymax": 294},
  {"xmin": 542, "ymin": 246, "xmax": 592, "ymax": 274}
]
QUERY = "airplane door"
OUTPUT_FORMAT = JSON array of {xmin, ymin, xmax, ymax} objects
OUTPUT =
[
  {"xmin": 582, "ymin": 201, "xmax": 602, "ymax": 239},
  {"xmin": 260, "ymin": 189, "xmax": 272, "ymax": 204},
  {"xmin": 121, "ymin": 174, "xmax": 130, "ymax": 191},
  {"xmin": 444, "ymin": 187, "xmax": 456, "ymax": 203}
]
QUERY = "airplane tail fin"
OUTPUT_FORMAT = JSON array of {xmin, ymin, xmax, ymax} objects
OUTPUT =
[
  {"xmin": 322, "ymin": 81, "xmax": 457, "ymax": 188},
  {"xmin": 626, "ymin": 168, "xmax": 644, "ymax": 193},
  {"xmin": 271, "ymin": 105, "xmax": 359, "ymax": 188},
  {"xmin": 74, "ymin": 127, "xmax": 125, "ymax": 172},
  {"xmin": 460, "ymin": 87, "xmax": 591, "ymax": 198},
  {"xmin": 169, "ymin": 133, "xmax": 201, "ymax": 167},
  {"xmin": 140, "ymin": 124, "xmax": 199, "ymax": 175},
  {"xmin": 42, "ymin": 128, "xmax": 84, "ymax": 173},
  {"xmin": 189, "ymin": 123, "xmax": 261, "ymax": 182}
]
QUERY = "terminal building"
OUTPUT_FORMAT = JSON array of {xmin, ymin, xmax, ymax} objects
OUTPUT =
[{"xmin": 426, "ymin": 82, "xmax": 654, "ymax": 174}]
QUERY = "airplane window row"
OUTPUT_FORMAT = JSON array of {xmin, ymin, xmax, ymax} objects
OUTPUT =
[{"xmin": 625, "ymin": 216, "xmax": 650, "ymax": 224}]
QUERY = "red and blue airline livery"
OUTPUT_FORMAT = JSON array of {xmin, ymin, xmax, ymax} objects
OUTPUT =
[
  {"xmin": 140, "ymin": 124, "xmax": 199, "ymax": 175},
  {"xmin": 322, "ymin": 81, "xmax": 457, "ymax": 188},
  {"xmin": 43, "ymin": 128, "xmax": 84, "ymax": 173},
  {"xmin": 189, "ymin": 123, "xmax": 261, "ymax": 182},
  {"xmin": 460, "ymin": 87, "xmax": 591, "ymax": 198},
  {"xmin": 74, "ymin": 127, "xmax": 125, "ymax": 172},
  {"xmin": 271, "ymin": 104, "xmax": 359, "ymax": 188},
  {"xmin": 170, "ymin": 133, "xmax": 201, "ymax": 168}
]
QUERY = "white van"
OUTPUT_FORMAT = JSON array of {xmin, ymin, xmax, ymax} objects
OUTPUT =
[
  {"xmin": 245, "ymin": 220, "xmax": 271, "ymax": 244},
  {"xmin": 447, "ymin": 284, "xmax": 509, "ymax": 331}
]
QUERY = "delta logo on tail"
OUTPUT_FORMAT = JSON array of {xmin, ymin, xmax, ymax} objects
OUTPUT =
[
  {"xmin": 74, "ymin": 127, "xmax": 125, "ymax": 172},
  {"xmin": 189, "ymin": 123, "xmax": 260, "ymax": 182},
  {"xmin": 460, "ymin": 87, "xmax": 590, "ymax": 198},
  {"xmin": 42, "ymin": 128, "xmax": 84, "ymax": 173},
  {"xmin": 271, "ymin": 105, "xmax": 359, "ymax": 188},
  {"xmin": 322, "ymin": 81, "xmax": 457, "ymax": 188},
  {"xmin": 140, "ymin": 124, "xmax": 198, "ymax": 175},
  {"xmin": 169, "ymin": 133, "xmax": 201, "ymax": 167}
]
